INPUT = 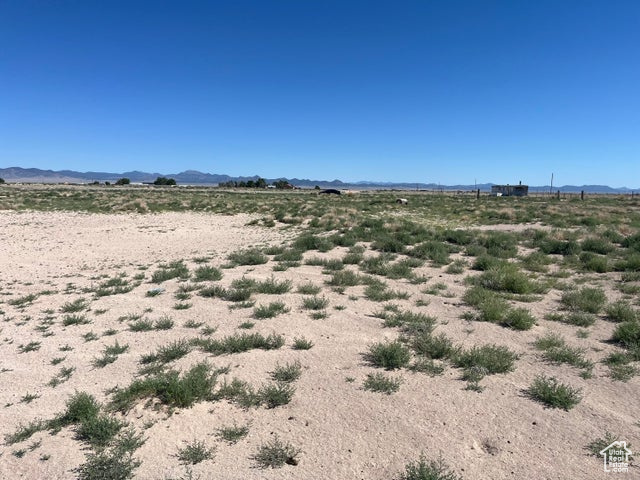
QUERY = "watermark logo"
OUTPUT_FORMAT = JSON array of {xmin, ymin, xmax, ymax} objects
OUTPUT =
[{"xmin": 600, "ymin": 441, "xmax": 631, "ymax": 473}]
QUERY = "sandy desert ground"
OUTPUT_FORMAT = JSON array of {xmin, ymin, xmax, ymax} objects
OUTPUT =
[{"xmin": 0, "ymin": 198, "xmax": 638, "ymax": 479}]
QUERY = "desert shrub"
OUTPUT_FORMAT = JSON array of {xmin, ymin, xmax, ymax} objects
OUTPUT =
[
  {"xmin": 251, "ymin": 435, "xmax": 300, "ymax": 468},
  {"xmin": 363, "ymin": 373, "xmax": 402, "ymax": 394},
  {"xmin": 397, "ymin": 455, "xmax": 462, "ymax": 480},
  {"xmin": 254, "ymin": 276, "xmax": 292, "ymax": 294},
  {"xmin": 411, "ymin": 332, "xmax": 453, "ymax": 359},
  {"xmin": 364, "ymin": 281, "xmax": 408, "ymax": 302},
  {"xmin": 367, "ymin": 341, "xmax": 411, "ymax": 370},
  {"xmin": 61, "ymin": 298, "xmax": 89, "ymax": 313},
  {"xmin": 227, "ymin": 249, "xmax": 268, "ymax": 266},
  {"xmin": 453, "ymin": 344, "xmax": 517, "ymax": 376},
  {"xmin": 110, "ymin": 362, "xmax": 217, "ymax": 412},
  {"xmin": 579, "ymin": 252, "xmax": 609, "ymax": 273},
  {"xmin": 63, "ymin": 314, "xmax": 91, "ymax": 326},
  {"xmin": 612, "ymin": 321, "xmax": 640, "ymax": 350},
  {"xmin": 56, "ymin": 392, "xmax": 101, "ymax": 427},
  {"xmin": 273, "ymin": 248, "xmax": 303, "ymax": 262},
  {"xmin": 606, "ymin": 300, "xmax": 638, "ymax": 323},
  {"xmin": 292, "ymin": 337, "xmax": 314, "ymax": 350},
  {"xmin": 561, "ymin": 287, "xmax": 607, "ymax": 313},
  {"xmin": 258, "ymin": 382, "xmax": 296, "ymax": 408},
  {"xmin": 177, "ymin": 440, "xmax": 215, "ymax": 464},
  {"xmin": 526, "ymin": 375, "xmax": 582, "ymax": 410},
  {"xmin": 216, "ymin": 423, "xmax": 250, "ymax": 444},
  {"xmin": 409, "ymin": 358, "xmax": 446, "ymax": 376},
  {"xmin": 482, "ymin": 231, "xmax": 519, "ymax": 258},
  {"xmin": 581, "ymin": 237, "xmax": 614, "ymax": 254},
  {"xmin": 194, "ymin": 332, "xmax": 285, "ymax": 355},
  {"xmin": 502, "ymin": 308, "xmax": 536, "ymax": 330},
  {"xmin": 293, "ymin": 233, "xmax": 334, "ymax": 252},
  {"xmin": 520, "ymin": 251, "xmax": 552, "ymax": 272},
  {"xmin": 140, "ymin": 339, "xmax": 191, "ymax": 365},
  {"xmin": 76, "ymin": 448, "xmax": 140, "ymax": 480},
  {"xmin": 545, "ymin": 312, "xmax": 596, "ymax": 327},
  {"xmin": 151, "ymin": 261, "xmax": 189, "ymax": 283},
  {"xmin": 193, "ymin": 265, "xmax": 222, "ymax": 282},
  {"xmin": 409, "ymin": 240, "xmax": 451, "ymax": 266},
  {"xmin": 75, "ymin": 415, "xmax": 125, "ymax": 448},
  {"xmin": 270, "ymin": 361, "xmax": 302, "ymax": 383},
  {"xmin": 472, "ymin": 255, "xmax": 505, "ymax": 271},
  {"xmin": 446, "ymin": 259, "xmax": 467, "ymax": 274},
  {"xmin": 302, "ymin": 296, "xmax": 328, "ymax": 310},
  {"xmin": 473, "ymin": 263, "xmax": 541, "ymax": 295},
  {"xmin": 326, "ymin": 270, "xmax": 362, "ymax": 286},
  {"xmin": 253, "ymin": 301, "xmax": 290, "ymax": 319},
  {"xmin": 538, "ymin": 239, "xmax": 580, "ymax": 256},
  {"xmin": 388, "ymin": 310, "xmax": 437, "ymax": 336},
  {"xmin": 297, "ymin": 283, "xmax": 321, "ymax": 295},
  {"xmin": 372, "ymin": 235, "xmax": 407, "ymax": 253}
]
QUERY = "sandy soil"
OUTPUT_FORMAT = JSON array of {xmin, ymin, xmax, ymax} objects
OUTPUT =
[{"xmin": 0, "ymin": 211, "xmax": 637, "ymax": 479}]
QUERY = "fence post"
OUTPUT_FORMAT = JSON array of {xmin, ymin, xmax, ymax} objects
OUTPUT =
[{"xmin": 581, "ymin": 190, "xmax": 584, "ymax": 200}]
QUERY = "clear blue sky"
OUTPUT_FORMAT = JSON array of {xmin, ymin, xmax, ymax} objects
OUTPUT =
[{"xmin": 1, "ymin": 1, "xmax": 638, "ymax": 186}]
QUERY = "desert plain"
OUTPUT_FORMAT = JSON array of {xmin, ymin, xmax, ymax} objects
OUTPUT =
[{"xmin": 0, "ymin": 185, "xmax": 638, "ymax": 479}]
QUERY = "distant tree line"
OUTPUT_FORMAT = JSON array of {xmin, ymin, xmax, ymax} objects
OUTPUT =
[
  {"xmin": 110, "ymin": 177, "xmax": 176, "ymax": 186},
  {"xmin": 153, "ymin": 177, "xmax": 176, "ymax": 185},
  {"xmin": 218, "ymin": 178, "xmax": 295, "ymax": 189},
  {"xmin": 218, "ymin": 178, "xmax": 268, "ymax": 188}
]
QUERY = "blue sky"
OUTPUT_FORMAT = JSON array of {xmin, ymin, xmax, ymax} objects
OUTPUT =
[{"xmin": 1, "ymin": 1, "xmax": 639, "ymax": 186}]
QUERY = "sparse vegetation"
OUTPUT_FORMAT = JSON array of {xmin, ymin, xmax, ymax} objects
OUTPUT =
[
  {"xmin": 363, "ymin": 372, "xmax": 402, "ymax": 394},
  {"xmin": 252, "ymin": 435, "xmax": 300, "ymax": 468},
  {"xmin": 526, "ymin": 375, "xmax": 582, "ymax": 410}
]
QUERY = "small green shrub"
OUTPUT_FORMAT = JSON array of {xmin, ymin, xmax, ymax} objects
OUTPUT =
[
  {"xmin": 251, "ymin": 435, "xmax": 300, "ymax": 468},
  {"xmin": 258, "ymin": 382, "xmax": 296, "ymax": 408},
  {"xmin": 297, "ymin": 283, "xmax": 321, "ymax": 295},
  {"xmin": 606, "ymin": 301, "xmax": 638, "ymax": 323},
  {"xmin": 502, "ymin": 308, "xmax": 536, "ymax": 330},
  {"xmin": 255, "ymin": 276, "xmax": 292, "ymax": 294},
  {"xmin": 227, "ymin": 249, "xmax": 268, "ymax": 266},
  {"xmin": 397, "ymin": 455, "xmax": 462, "ymax": 480},
  {"xmin": 216, "ymin": 423, "xmax": 250, "ymax": 444},
  {"xmin": 110, "ymin": 362, "xmax": 217, "ymax": 412},
  {"xmin": 326, "ymin": 270, "xmax": 361, "ymax": 287},
  {"xmin": 75, "ymin": 415, "xmax": 125, "ymax": 449},
  {"xmin": 193, "ymin": 265, "xmax": 222, "ymax": 282},
  {"xmin": 61, "ymin": 298, "xmax": 89, "ymax": 313},
  {"xmin": 76, "ymin": 449, "xmax": 140, "ymax": 480},
  {"xmin": 292, "ymin": 337, "xmax": 314, "ymax": 350},
  {"xmin": 270, "ymin": 361, "xmax": 302, "ymax": 383},
  {"xmin": 63, "ymin": 314, "xmax": 91, "ymax": 326},
  {"xmin": 177, "ymin": 440, "xmax": 215, "ymax": 465},
  {"xmin": 545, "ymin": 312, "xmax": 596, "ymax": 327},
  {"xmin": 151, "ymin": 261, "xmax": 189, "ymax": 283},
  {"xmin": 194, "ymin": 332, "xmax": 285, "ymax": 355},
  {"xmin": 526, "ymin": 375, "xmax": 582, "ymax": 410},
  {"xmin": 253, "ymin": 301, "xmax": 290, "ymax": 319},
  {"xmin": 367, "ymin": 341, "xmax": 411, "ymax": 370},
  {"xmin": 409, "ymin": 358, "xmax": 446, "ymax": 376},
  {"xmin": 302, "ymin": 296, "xmax": 329, "ymax": 310},
  {"xmin": 363, "ymin": 372, "xmax": 402, "ymax": 394},
  {"xmin": 453, "ymin": 344, "xmax": 517, "ymax": 376},
  {"xmin": 612, "ymin": 321, "xmax": 640, "ymax": 350},
  {"xmin": 561, "ymin": 287, "xmax": 607, "ymax": 314},
  {"xmin": 411, "ymin": 333, "xmax": 453, "ymax": 359}
]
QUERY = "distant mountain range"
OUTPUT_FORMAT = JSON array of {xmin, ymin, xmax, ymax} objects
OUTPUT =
[{"xmin": 0, "ymin": 166, "xmax": 637, "ymax": 193}]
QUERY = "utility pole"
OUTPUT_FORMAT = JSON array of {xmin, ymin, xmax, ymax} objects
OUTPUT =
[{"xmin": 550, "ymin": 173, "xmax": 554, "ymax": 196}]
